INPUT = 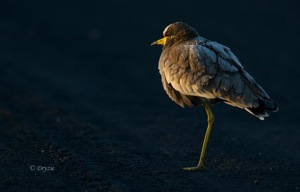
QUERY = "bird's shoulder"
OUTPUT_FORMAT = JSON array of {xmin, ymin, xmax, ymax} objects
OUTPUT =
[
  {"xmin": 189, "ymin": 37, "xmax": 244, "ymax": 72},
  {"xmin": 163, "ymin": 37, "xmax": 244, "ymax": 73},
  {"xmin": 160, "ymin": 36, "xmax": 257, "ymax": 100}
]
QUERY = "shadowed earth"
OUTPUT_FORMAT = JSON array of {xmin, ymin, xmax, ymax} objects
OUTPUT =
[{"xmin": 0, "ymin": 1, "xmax": 299, "ymax": 191}]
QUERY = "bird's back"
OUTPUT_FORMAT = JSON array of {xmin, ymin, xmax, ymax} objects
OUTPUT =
[{"xmin": 159, "ymin": 37, "xmax": 278, "ymax": 120}]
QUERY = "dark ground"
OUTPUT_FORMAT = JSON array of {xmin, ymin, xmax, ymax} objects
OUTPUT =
[{"xmin": 0, "ymin": 1, "xmax": 299, "ymax": 191}]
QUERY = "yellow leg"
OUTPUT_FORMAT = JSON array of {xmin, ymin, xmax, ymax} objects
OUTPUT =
[{"xmin": 183, "ymin": 102, "xmax": 214, "ymax": 171}]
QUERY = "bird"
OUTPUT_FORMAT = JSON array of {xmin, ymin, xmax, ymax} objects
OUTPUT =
[{"xmin": 151, "ymin": 22, "xmax": 278, "ymax": 171}]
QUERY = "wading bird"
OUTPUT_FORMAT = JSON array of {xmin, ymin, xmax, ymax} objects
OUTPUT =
[{"xmin": 151, "ymin": 22, "xmax": 278, "ymax": 171}]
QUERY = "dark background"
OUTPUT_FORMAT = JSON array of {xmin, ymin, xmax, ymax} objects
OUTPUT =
[{"xmin": 0, "ymin": 0, "xmax": 299, "ymax": 191}]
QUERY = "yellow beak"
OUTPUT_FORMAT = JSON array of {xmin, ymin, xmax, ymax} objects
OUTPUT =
[{"xmin": 151, "ymin": 37, "xmax": 167, "ymax": 46}]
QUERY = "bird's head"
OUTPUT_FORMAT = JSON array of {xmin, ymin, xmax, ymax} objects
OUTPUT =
[{"xmin": 151, "ymin": 22, "xmax": 199, "ymax": 47}]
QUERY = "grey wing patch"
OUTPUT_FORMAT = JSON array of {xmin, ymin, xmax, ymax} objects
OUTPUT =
[
  {"xmin": 218, "ymin": 74, "xmax": 231, "ymax": 92},
  {"xmin": 241, "ymin": 85, "xmax": 257, "ymax": 107},
  {"xmin": 242, "ymin": 70, "xmax": 255, "ymax": 84},
  {"xmin": 205, "ymin": 40, "xmax": 243, "ymax": 69},
  {"xmin": 205, "ymin": 41, "xmax": 231, "ymax": 60},
  {"xmin": 231, "ymin": 74, "xmax": 244, "ymax": 94},
  {"xmin": 218, "ymin": 57, "xmax": 238, "ymax": 72},
  {"xmin": 196, "ymin": 45, "xmax": 217, "ymax": 75},
  {"xmin": 242, "ymin": 70, "xmax": 270, "ymax": 98},
  {"xmin": 199, "ymin": 39, "xmax": 256, "ymax": 102},
  {"xmin": 199, "ymin": 46, "xmax": 217, "ymax": 63},
  {"xmin": 224, "ymin": 48, "xmax": 243, "ymax": 67},
  {"xmin": 195, "ymin": 39, "xmax": 265, "ymax": 109}
]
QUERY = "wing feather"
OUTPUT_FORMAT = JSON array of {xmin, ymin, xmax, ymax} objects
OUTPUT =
[{"xmin": 159, "ymin": 37, "xmax": 275, "ymax": 113}]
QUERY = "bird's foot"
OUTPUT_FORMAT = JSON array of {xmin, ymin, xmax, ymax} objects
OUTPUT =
[{"xmin": 182, "ymin": 164, "xmax": 205, "ymax": 171}]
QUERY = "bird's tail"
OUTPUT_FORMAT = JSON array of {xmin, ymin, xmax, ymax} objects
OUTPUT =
[{"xmin": 245, "ymin": 98, "xmax": 278, "ymax": 120}]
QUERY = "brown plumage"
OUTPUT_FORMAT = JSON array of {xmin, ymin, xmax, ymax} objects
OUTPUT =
[
  {"xmin": 154, "ymin": 22, "xmax": 278, "ymax": 120},
  {"xmin": 151, "ymin": 22, "xmax": 278, "ymax": 171}
]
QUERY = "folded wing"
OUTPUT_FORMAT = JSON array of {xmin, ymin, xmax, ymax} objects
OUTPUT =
[{"xmin": 159, "ymin": 37, "xmax": 278, "ymax": 119}]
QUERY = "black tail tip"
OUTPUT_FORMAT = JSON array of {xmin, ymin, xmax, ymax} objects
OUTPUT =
[
  {"xmin": 246, "ymin": 98, "xmax": 278, "ymax": 120},
  {"xmin": 263, "ymin": 98, "xmax": 279, "ymax": 112}
]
